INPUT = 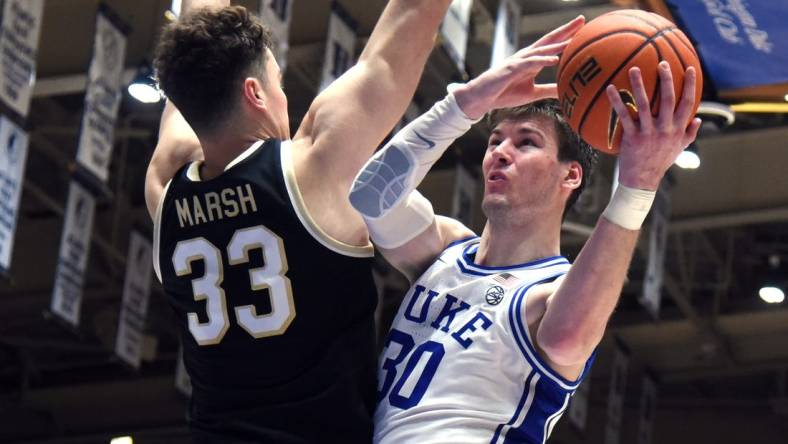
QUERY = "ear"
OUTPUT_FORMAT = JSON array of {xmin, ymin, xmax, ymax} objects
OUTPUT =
[
  {"xmin": 562, "ymin": 161, "xmax": 582, "ymax": 191},
  {"xmin": 242, "ymin": 77, "xmax": 266, "ymax": 112}
]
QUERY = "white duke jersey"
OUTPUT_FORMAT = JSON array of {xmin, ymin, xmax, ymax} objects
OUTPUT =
[{"xmin": 374, "ymin": 237, "xmax": 595, "ymax": 444}]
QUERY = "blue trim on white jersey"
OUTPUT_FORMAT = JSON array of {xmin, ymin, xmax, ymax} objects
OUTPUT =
[
  {"xmin": 490, "ymin": 371, "xmax": 540, "ymax": 444},
  {"xmin": 453, "ymin": 240, "xmax": 570, "ymax": 277},
  {"xmin": 508, "ymin": 277, "xmax": 594, "ymax": 391},
  {"xmin": 504, "ymin": 379, "xmax": 570, "ymax": 443}
]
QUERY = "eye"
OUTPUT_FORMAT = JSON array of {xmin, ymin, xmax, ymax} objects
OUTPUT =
[
  {"xmin": 488, "ymin": 138, "xmax": 501, "ymax": 147},
  {"xmin": 519, "ymin": 138, "xmax": 538, "ymax": 148}
]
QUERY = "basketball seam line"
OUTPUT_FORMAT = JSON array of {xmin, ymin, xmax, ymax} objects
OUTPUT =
[
  {"xmin": 557, "ymin": 27, "xmax": 674, "ymax": 83},
  {"xmin": 577, "ymin": 27, "xmax": 675, "ymax": 138},
  {"xmin": 612, "ymin": 11, "xmax": 699, "ymax": 58}
]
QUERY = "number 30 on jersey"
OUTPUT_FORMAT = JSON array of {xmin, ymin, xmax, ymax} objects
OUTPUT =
[{"xmin": 172, "ymin": 225, "xmax": 295, "ymax": 345}]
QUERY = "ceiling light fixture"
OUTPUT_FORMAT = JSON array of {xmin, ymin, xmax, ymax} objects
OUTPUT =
[
  {"xmin": 675, "ymin": 142, "xmax": 700, "ymax": 170},
  {"xmin": 127, "ymin": 64, "xmax": 162, "ymax": 104}
]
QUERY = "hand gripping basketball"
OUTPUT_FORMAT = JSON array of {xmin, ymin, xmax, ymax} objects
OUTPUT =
[
  {"xmin": 454, "ymin": 15, "xmax": 585, "ymax": 120},
  {"xmin": 607, "ymin": 62, "xmax": 702, "ymax": 191}
]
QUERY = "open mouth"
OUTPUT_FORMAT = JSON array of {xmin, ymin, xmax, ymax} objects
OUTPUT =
[{"xmin": 488, "ymin": 171, "xmax": 507, "ymax": 182}]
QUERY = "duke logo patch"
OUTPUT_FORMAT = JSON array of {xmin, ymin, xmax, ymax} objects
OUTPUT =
[{"xmin": 485, "ymin": 285, "xmax": 505, "ymax": 305}]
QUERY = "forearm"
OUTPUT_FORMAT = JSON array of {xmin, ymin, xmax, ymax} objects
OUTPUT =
[
  {"xmin": 349, "ymin": 92, "xmax": 477, "ymax": 222},
  {"xmin": 349, "ymin": 92, "xmax": 477, "ymax": 250},
  {"xmin": 145, "ymin": 101, "xmax": 203, "ymax": 217},
  {"xmin": 536, "ymin": 218, "xmax": 639, "ymax": 365},
  {"xmin": 303, "ymin": 0, "xmax": 451, "ymax": 181}
]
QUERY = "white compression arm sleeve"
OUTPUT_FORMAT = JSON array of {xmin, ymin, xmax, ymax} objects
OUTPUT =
[{"xmin": 349, "ymin": 90, "xmax": 481, "ymax": 248}]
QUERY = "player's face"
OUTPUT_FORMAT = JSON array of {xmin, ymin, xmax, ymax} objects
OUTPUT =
[
  {"xmin": 481, "ymin": 116, "xmax": 569, "ymax": 217},
  {"xmin": 260, "ymin": 48, "xmax": 290, "ymax": 139}
]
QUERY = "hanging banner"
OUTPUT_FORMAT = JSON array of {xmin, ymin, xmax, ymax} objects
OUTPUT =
[
  {"xmin": 115, "ymin": 231, "xmax": 153, "ymax": 369},
  {"xmin": 568, "ymin": 375, "xmax": 591, "ymax": 432},
  {"xmin": 490, "ymin": 0, "xmax": 520, "ymax": 68},
  {"xmin": 175, "ymin": 344, "xmax": 193, "ymax": 397},
  {"xmin": 259, "ymin": 0, "xmax": 293, "ymax": 72},
  {"xmin": 604, "ymin": 343, "xmax": 630, "ymax": 444},
  {"xmin": 75, "ymin": 7, "xmax": 128, "ymax": 183},
  {"xmin": 451, "ymin": 163, "xmax": 477, "ymax": 227},
  {"xmin": 0, "ymin": 0, "xmax": 44, "ymax": 119},
  {"xmin": 51, "ymin": 180, "xmax": 96, "ymax": 327},
  {"xmin": 0, "ymin": 115, "xmax": 27, "ymax": 272},
  {"xmin": 641, "ymin": 184, "xmax": 671, "ymax": 318},
  {"xmin": 319, "ymin": 3, "xmax": 356, "ymax": 92},
  {"xmin": 665, "ymin": 0, "xmax": 787, "ymax": 89},
  {"xmin": 637, "ymin": 374, "xmax": 658, "ymax": 444},
  {"xmin": 440, "ymin": 0, "xmax": 473, "ymax": 73}
]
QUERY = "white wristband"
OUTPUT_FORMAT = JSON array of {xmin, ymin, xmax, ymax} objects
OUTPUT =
[{"xmin": 602, "ymin": 184, "xmax": 656, "ymax": 230}]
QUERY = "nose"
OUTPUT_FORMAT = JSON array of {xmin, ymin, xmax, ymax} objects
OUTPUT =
[{"xmin": 490, "ymin": 140, "xmax": 513, "ymax": 165}]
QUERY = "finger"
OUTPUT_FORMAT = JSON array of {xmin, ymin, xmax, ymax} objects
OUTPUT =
[
  {"xmin": 628, "ymin": 67, "xmax": 654, "ymax": 132},
  {"xmin": 532, "ymin": 15, "xmax": 585, "ymax": 47},
  {"xmin": 522, "ymin": 40, "xmax": 571, "ymax": 58},
  {"xmin": 606, "ymin": 84, "xmax": 637, "ymax": 134},
  {"xmin": 513, "ymin": 55, "xmax": 560, "ymax": 75},
  {"xmin": 674, "ymin": 67, "xmax": 698, "ymax": 127},
  {"xmin": 656, "ymin": 61, "xmax": 676, "ymax": 129},
  {"xmin": 682, "ymin": 117, "xmax": 702, "ymax": 148},
  {"xmin": 532, "ymin": 83, "xmax": 558, "ymax": 100}
]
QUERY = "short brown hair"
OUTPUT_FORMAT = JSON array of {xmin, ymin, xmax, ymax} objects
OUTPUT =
[
  {"xmin": 154, "ymin": 6, "xmax": 274, "ymax": 132},
  {"xmin": 487, "ymin": 99, "xmax": 598, "ymax": 217}
]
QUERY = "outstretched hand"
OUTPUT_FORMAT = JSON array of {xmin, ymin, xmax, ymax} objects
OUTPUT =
[
  {"xmin": 453, "ymin": 15, "xmax": 585, "ymax": 120},
  {"xmin": 607, "ymin": 62, "xmax": 702, "ymax": 191}
]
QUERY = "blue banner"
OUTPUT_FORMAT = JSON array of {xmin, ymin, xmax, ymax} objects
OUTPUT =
[{"xmin": 666, "ymin": 0, "xmax": 788, "ymax": 90}]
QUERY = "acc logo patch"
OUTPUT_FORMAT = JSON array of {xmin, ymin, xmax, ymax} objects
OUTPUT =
[{"xmin": 485, "ymin": 285, "xmax": 505, "ymax": 305}]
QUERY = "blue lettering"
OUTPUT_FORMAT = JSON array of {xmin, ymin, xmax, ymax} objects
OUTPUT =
[
  {"xmin": 404, "ymin": 285, "xmax": 438, "ymax": 323},
  {"xmin": 451, "ymin": 312, "xmax": 493, "ymax": 349},
  {"xmin": 430, "ymin": 294, "xmax": 470, "ymax": 332}
]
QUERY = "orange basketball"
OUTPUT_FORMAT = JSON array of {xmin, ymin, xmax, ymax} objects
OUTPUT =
[{"xmin": 556, "ymin": 9, "xmax": 703, "ymax": 155}]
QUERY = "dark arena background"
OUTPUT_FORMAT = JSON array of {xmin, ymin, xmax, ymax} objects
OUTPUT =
[{"xmin": 0, "ymin": 0, "xmax": 787, "ymax": 443}]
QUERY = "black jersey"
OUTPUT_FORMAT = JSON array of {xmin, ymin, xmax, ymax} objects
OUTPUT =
[{"xmin": 153, "ymin": 139, "xmax": 378, "ymax": 443}]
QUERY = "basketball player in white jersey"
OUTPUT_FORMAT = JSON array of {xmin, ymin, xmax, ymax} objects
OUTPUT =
[{"xmin": 350, "ymin": 17, "xmax": 701, "ymax": 443}]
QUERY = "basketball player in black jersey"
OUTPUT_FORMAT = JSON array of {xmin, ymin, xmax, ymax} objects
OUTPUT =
[{"xmin": 144, "ymin": 0, "xmax": 452, "ymax": 442}]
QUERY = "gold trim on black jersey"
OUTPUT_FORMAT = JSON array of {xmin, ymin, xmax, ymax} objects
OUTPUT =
[{"xmin": 280, "ymin": 140, "xmax": 375, "ymax": 258}]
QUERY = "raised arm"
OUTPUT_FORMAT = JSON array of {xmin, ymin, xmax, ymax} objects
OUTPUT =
[
  {"xmin": 144, "ymin": 0, "xmax": 228, "ymax": 218},
  {"xmin": 349, "ymin": 17, "xmax": 585, "ymax": 280},
  {"xmin": 534, "ymin": 63, "xmax": 702, "ymax": 369},
  {"xmin": 293, "ymin": 0, "xmax": 452, "ymax": 190}
]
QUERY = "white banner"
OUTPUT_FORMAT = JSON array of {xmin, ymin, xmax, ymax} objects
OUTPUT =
[
  {"xmin": 175, "ymin": 344, "xmax": 192, "ymax": 397},
  {"xmin": 76, "ymin": 10, "xmax": 128, "ymax": 183},
  {"xmin": 440, "ymin": 0, "xmax": 473, "ymax": 73},
  {"xmin": 0, "ymin": 115, "xmax": 27, "ymax": 272},
  {"xmin": 568, "ymin": 375, "xmax": 591, "ymax": 431},
  {"xmin": 637, "ymin": 374, "xmax": 658, "ymax": 444},
  {"xmin": 115, "ymin": 231, "xmax": 153, "ymax": 369},
  {"xmin": 0, "ymin": 0, "xmax": 44, "ymax": 118},
  {"xmin": 491, "ymin": 0, "xmax": 520, "ymax": 68},
  {"xmin": 641, "ymin": 185, "xmax": 671, "ymax": 318},
  {"xmin": 51, "ymin": 181, "xmax": 96, "ymax": 327},
  {"xmin": 452, "ymin": 163, "xmax": 477, "ymax": 227},
  {"xmin": 604, "ymin": 344, "xmax": 630, "ymax": 444},
  {"xmin": 259, "ymin": 0, "xmax": 293, "ymax": 72},
  {"xmin": 319, "ymin": 5, "xmax": 356, "ymax": 92}
]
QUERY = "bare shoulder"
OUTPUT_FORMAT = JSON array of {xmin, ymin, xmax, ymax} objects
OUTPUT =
[
  {"xmin": 285, "ymin": 135, "xmax": 370, "ymax": 248},
  {"xmin": 524, "ymin": 275, "xmax": 566, "ymax": 326},
  {"xmin": 435, "ymin": 215, "xmax": 475, "ymax": 246}
]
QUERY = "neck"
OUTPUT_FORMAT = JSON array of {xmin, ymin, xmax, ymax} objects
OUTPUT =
[
  {"xmin": 475, "ymin": 210, "xmax": 563, "ymax": 267},
  {"xmin": 197, "ymin": 122, "xmax": 275, "ymax": 180}
]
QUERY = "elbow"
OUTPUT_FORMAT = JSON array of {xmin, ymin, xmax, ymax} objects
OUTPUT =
[{"xmin": 536, "ymin": 324, "xmax": 596, "ymax": 367}]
